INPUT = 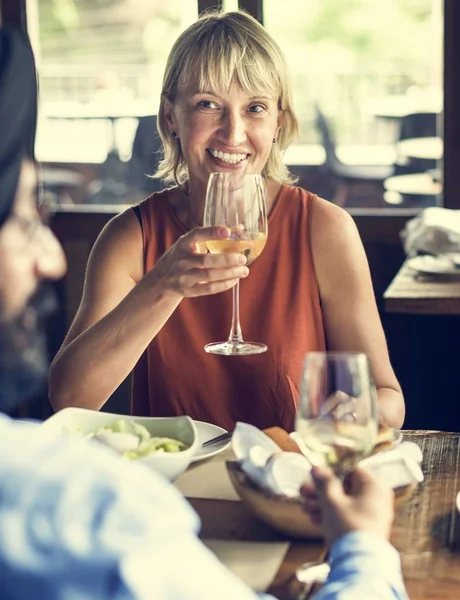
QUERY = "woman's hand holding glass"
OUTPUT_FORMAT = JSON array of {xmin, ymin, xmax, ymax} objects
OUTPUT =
[{"xmin": 150, "ymin": 225, "xmax": 249, "ymax": 299}]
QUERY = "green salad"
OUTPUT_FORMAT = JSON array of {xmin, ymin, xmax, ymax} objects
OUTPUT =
[{"xmin": 81, "ymin": 419, "xmax": 186, "ymax": 459}]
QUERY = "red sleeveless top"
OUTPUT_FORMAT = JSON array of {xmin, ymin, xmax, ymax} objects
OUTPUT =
[{"xmin": 132, "ymin": 184, "xmax": 326, "ymax": 431}]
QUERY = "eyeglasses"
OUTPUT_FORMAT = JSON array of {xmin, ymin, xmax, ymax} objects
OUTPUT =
[
  {"xmin": 9, "ymin": 199, "xmax": 53, "ymax": 249},
  {"xmin": 5, "ymin": 162, "xmax": 56, "ymax": 247}
]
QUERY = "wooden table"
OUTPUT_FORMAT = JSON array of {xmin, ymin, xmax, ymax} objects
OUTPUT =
[
  {"xmin": 185, "ymin": 431, "xmax": 460, "ymax": 599},
  {"xmin": 384, "ymin": 260, "xmax": 460, "ymax": 314},
  {"xmin": 392, "ymin": 431, "xmax": 460, "ymax": 599}
]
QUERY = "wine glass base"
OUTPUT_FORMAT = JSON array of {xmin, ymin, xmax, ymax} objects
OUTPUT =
[{"xmin": 204, "ymin": 341, "xmax": 267, "ymax": 356}]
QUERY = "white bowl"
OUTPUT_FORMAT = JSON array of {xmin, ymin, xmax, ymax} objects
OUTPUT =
[{"xmin": 40, "ymin": 407, "xmax": 198, "ymax": 481}]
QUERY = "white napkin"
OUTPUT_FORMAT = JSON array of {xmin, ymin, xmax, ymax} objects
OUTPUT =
[
  {"xmin": 232, "ymin": 422, "xmax": 313, "ymax": 497},
  {"xmin": 401, "ymin": 207, "xmax": 460, "ymax": 257},
  {"xmin": 232, "ymin": 422, "xmax": 424, "ymax": 499},
  {"xmin": 360, "ymin": 442, "xmax": 424, "ymax": 489}
]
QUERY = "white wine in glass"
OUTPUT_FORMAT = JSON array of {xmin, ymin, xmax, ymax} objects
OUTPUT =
[
  {"xmin": 203, "ymin": 172, "xmax": 268, "ymax": 355},
  {"xmin": 296, "ymin": 352, "xmax": 378, "ymax": 476},
  {"xmin": 205, "ymin": 236, "xmax": 266, "ymax": 265}
]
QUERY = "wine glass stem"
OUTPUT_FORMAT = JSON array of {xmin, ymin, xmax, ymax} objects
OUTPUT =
[{"xmin": 228, "ymin": 280, "xmax": 244, "ymax": 344}]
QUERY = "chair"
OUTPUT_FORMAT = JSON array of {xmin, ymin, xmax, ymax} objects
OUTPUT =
[
  {"xmin": 314, "ymin": 104, "xmax": 392, "ymax": 207},
  {"xmin": 384, "ymin": 112, "xmax": 439, "ymax": 208},
  {"xmin": 393, "ymin": 112, "xmax": 438, "ymax": 175},
  {"xmin": 127, "ymin": 115, "xmax": 164, "ymax": 195},
  {"xmin": 85, "ymin": 115, "xmax": 164, "ymax": 204}
]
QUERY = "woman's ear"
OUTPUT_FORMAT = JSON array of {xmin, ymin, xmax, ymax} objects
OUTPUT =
[
  {"xmin": 163, "ymin": 98, "xmax": 176, "ymax": 131},
  {"xmin": 275, "ymin": 110, "xmax": 284, "ymax": 140}
]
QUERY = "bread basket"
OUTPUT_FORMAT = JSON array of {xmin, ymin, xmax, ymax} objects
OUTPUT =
[{"xmin": 226, "ymin": 426, "xmax": 418, "ymax": 539}]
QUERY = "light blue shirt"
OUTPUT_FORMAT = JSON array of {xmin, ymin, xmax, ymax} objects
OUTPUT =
[
  {"xmin": 314, "ymin": 532, "xmax": 409, "ymax": 600},
  {"xmin": 0, "ymin": 417, "xmax": 408, "ymax": 599}
]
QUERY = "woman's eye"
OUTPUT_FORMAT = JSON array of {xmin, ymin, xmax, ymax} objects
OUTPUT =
[
  {"xmin": 197, "ymin": 100, "xmax": 219, "ymax": 109},
  {"xmin": 248, "ymin": 104, "xmax": 266, "ymax": 114}
]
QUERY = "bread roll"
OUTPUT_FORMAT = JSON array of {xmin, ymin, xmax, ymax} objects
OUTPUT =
[
  {"xmin": 262, "ymin": 427, "xmax": 303, "ymax": 454},
  {"xmin": 263, "ymin": 424, "xmax": 395, "ymax": 457},
  {"xmin": 371, "ymin": 424, "xmax": 395, "ymax": 455}
]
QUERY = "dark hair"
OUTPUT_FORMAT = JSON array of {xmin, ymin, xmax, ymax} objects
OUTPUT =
[{"xmin": 0, "ymin": 27, "xmax": 38, "ymax": 226}]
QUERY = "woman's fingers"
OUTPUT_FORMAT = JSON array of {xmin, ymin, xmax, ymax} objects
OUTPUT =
[
  {"xmin": 187, "ymin": 278, "xmax": 241, "ymax": 297},
  {"xmin": 190, "ymin": 264, "xmax": 249, "ymax": 283},
  {"xmin": 153, "ymin": 226, "xmax": 253, "ymax": 298},
  {"xmin": 188, "ymin": 251, "xmax": 247, "ymax": 269},
  {"xmin": 184, "ymin": 225, "xmax": 231, "ymax": 249}
]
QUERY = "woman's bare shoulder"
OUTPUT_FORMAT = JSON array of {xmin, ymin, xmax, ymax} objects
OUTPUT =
[
  {"xmin": 311, "ymin": 196, "xmax": 357, "ymax": 237},
  {"xmin": 89, "ymin": 206, "xmax": 144, "ymax": 283},
  {"xmin": 310, "ymin": 198, "xmax": 368, "ymax": 298}
]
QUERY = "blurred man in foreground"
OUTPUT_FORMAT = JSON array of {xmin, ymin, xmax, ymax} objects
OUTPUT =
[{"xmin": 0, "ymin": 25, "xmax": 407, "ymax": 599}]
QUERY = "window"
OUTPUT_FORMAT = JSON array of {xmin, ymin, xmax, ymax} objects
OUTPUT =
[
  {"xmin": 262, "ymin": 0, "xmax": 443, "ymax": 209},
  {"xmin": 24, "ymin": 0, "xmax": 445, "ymax": 209},
  {"xmin": 28, "ymin": 0, "xmax": 198, "ymax": 180}
]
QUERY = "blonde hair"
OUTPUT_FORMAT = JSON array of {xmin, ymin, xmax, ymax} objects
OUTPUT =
[{"xmin": 155, "ymin": 10, "xmax": 299, "ymax": 187}]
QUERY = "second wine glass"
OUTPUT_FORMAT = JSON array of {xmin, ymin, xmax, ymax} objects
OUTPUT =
[
  {"xmin": 295, "ymin": 351, "xmax": 378, "ymax": 590},
  {"xmin": 296, "ymin": 352, "xmax": 378, "ymax": 476},
  {"xmin": 203, "ymin": 172, "xmax": 268, "ymax": 355}
]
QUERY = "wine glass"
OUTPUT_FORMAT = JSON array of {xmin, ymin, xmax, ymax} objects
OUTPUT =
[
  {"xmin": 296, "ymin": 352, "xmax": 378, "ymax": 475},
  {"xmin": 203, "ymin": 172, "xmax": 268, "ymax": 355},
  {"xmin": 295, "ymin": 351, "xmax": 378, "ymax": 588}
]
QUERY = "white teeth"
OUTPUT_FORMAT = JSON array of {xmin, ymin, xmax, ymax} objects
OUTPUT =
[{"xmin": 210, "ymin": 149, "xmax": 247, "ymax": 163}]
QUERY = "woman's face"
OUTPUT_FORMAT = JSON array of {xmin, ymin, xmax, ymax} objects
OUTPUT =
[{"xmin": 165, "ymin": 80, "xmax": 281, "ymax": 194}]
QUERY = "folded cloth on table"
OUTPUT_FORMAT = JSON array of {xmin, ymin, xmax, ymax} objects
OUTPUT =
[{"xmin": 401, "ymin": 207, "xmax": 460, "ymax": 257}]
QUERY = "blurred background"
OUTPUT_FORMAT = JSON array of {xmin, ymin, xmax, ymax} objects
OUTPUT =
[
  {"xmin": 2, "ymin": 0, "xmax": 460, "ymax": 434},
  {"xmin": 25, "ymin": 0, "xmax": 443, "ymax": 209}
]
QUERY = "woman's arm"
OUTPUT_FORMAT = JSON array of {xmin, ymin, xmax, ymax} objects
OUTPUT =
[
  {"xmin": 49, "ymin": 209, "xmax": 249, "ymax": 412},
  {"xmin": 310, "ymin": 198, "xmax": 405, "ymax": 429},
  {"xmin": 49, "ymin": 209, "xmax": 177, "ymax": 411}
]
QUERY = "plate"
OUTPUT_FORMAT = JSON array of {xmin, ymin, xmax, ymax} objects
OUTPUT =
[
  {"xmin": 192, "ymin": 420, "xmax": 232, "ymax": 463},
  {"xmin": 407, "ymin": 254, "xmax": 460, "ymax": 276}
]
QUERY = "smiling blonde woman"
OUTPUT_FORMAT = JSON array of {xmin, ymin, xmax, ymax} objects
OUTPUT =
[
  {"xmin": 49, "ymin": 10, "xmax": 405, "ymax": 432},
  {"xmin": 156, "ymin": 10, "xmax": 299, "ymax": 187}
]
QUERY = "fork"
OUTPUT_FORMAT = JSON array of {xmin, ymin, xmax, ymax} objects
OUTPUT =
[{"xmin": 201, "ymin": 431, "xmax": 233, "ymax": 448}]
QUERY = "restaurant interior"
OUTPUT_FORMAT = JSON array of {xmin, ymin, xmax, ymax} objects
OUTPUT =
[
  {"xmin": 2, "ymin": 1, "xmax": 460, "ymax": 599},
  {"xmin": 3, "ymin": 0, "xmax": 456, "ymax": 431}
]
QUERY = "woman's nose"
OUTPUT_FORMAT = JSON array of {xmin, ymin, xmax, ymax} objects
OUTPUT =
[{"xmin": 220, "ymin": 111, "xmax": 247, "ymax": 147}]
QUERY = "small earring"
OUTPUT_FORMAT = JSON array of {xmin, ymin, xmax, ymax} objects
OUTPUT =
[
  {"xmin": 272, "ymin": 137, "xmax": 277, "ymax": 143},
  {"xmin": 172, "ymin": 131, "xmax": 177, "ymax": 138}
]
